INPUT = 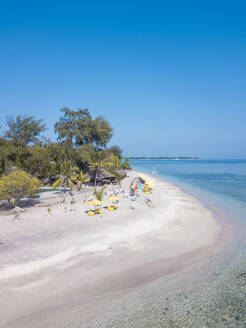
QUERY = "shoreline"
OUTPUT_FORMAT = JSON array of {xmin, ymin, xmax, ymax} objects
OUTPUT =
[
  {"xmin": 0, "ymin": 170, "xmax": 228, "ymax": 327},
  {"xmin": 146, "ymin": 172, "xmax": 234, "ymax": 251}
]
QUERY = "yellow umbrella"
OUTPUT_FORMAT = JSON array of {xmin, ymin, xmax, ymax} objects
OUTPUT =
[
  {"xmin": 145, "ymin": 182, "xmax": 154, "ymax": 188},
  {"xmin": 106, "ymin": 195, "xmax": 120, "ymax": 201},
  {"xmin": 139, "ymin": 174, "xmax": 154, "ymax": 185},
  {"xmin": 87, "ymin": 199, "xmax": 103, "ymax": 206}
]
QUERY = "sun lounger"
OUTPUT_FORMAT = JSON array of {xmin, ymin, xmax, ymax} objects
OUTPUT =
[
  {"xmin": 88, "ymin": 209, "xmax": 103, "ymax": 215},
  {"xmin": 108, "ymin": 205, "xmax": 118, "ymax": 211},
  {"xmin": 88, "ymin": 210, "xmax": 95, "ymax": 216}
]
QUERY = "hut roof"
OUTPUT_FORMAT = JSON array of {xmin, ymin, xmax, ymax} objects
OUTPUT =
[
  {"xmin": 117, "ymin": 169, "xmax": 128, "ymax": 177},
  {"xmin": 91, "ymin": 168, "xmax": 116, "ymax": 181}
]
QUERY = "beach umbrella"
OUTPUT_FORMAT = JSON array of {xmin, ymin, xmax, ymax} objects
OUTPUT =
[
  {"xmin": 131, "ymin": 181, "xmax": 138, "ymax": 190},
  {"xmin": 139, "ymin": 174, "xmax": 150, "ymax": 181},
  {"xmin": 139, "ymin": 174, "xmax": 146, "ymax": 180},
  {"xmin": 139, "ymin": 174, "xmax": 152, "ymax": 184},
  {"xmin": 145, "ymin": 181, "xmax": 154, "ymax": 188},
  {"xmin": 87, "ymin": 199, "xmax": 103, "ymax": 206},
  {"xmin": 138, "ymin": 182, "xmax": 143, "ymax": 189},
  {"xmin": 106, "ymin": 195, "xmax": 120, "ymax": 201}
]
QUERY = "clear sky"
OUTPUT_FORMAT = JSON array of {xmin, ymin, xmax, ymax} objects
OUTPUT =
[{"xmin": 0, "ymin": 0, "xmax": 245, "ymax": 158}]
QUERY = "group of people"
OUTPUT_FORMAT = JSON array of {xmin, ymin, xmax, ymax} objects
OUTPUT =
[
  {"xmin": 129, "ymin": 175, "xmax": 153, "ymax": 201},
  {"xmin": 86, "ymin": 174, "xmax": 154, "ymax": 216}
]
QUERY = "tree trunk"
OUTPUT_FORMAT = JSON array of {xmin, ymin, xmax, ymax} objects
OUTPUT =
[{"xmin": 94, "ymin": 166, "xmax": 98, "ymax": 190}]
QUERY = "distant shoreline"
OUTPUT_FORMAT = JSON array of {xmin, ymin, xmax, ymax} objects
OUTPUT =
[{"xmin": 126, "ymin": 157, "xmax": 199, "ymax": 160}]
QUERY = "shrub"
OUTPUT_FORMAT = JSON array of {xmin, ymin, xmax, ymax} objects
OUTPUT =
[
  {"xmin": 0, "ymin": 170, "xmax": 40, "ymax": 207},
  {"xmin": 122, "ymin": 158, "xmax": 131, "ymax": 170}
]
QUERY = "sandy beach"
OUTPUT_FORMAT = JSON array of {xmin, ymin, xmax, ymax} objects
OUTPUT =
[{"xmin": 0, "ymin": 171, "xmax": 221, "ymax": 328}]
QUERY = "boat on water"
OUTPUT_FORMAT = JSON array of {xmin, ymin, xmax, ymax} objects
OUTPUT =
[{"xmin": 152, "ymin": 166, "xmax": 158, "ymax": 174}]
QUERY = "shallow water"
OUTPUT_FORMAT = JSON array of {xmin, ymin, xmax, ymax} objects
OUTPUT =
[
  {"xmin": 131, "ymin": 159, "xmax": 246, "ymax": 327},
  {"xmin": 131, "ymin": 159, "xmax": 246, "ymax": 222}
]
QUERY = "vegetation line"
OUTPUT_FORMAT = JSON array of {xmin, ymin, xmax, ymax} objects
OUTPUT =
[{"xmin": 0, "ymin": 108, "xmax": 131, "ymax": 207}]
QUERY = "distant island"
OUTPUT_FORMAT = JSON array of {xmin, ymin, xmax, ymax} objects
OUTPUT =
[{"xmin": 126, "ymin": 156, "xmax": 199, "ymax": 160}]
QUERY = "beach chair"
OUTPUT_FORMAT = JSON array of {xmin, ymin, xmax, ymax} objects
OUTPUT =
[
  {"xmin": 88, "ymin": 210, "xmax": 95, "ymax": 216},
  {"xmin": 95, "ymin": 208, "xmax": 103, "ymax": 215},
  {"xmin": 144, "ymin": 187, "xmax": 150, "ymax": 194}
]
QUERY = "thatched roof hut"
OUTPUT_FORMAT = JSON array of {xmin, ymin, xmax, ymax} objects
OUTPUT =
[
  {"xmin": 90, "ymin": 168, "xmax": 116, "ymax": 184},
  {"xmin": 116, "ymin": 169, "xmax": 128, "ymax": 178}
]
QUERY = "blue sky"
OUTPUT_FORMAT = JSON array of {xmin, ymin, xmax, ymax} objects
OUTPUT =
[{"xmin": 0, "ymin": 0, "xmax": 245, "ymax": 158}]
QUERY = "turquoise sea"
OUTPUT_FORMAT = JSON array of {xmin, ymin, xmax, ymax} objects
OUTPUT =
[
  {"xmin": 130, "ymin": 159, "xmax": 246, "ymax": 327},
  {"xmin": 131, "ymin": 159, "xmax": 246, "ymax": 224}
]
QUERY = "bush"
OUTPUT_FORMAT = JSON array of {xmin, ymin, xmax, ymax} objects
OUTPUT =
[
  {"xmin": 122, "ymin": 158, "xmax": 131, "ymax": 170},
  {"xmin": 0, "ymin": 170, "xmax": 40, "ymax": 207}
]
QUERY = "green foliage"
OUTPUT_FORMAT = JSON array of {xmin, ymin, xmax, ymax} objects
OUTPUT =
[
  {"xmin": 0, "ymin": 170, "xmax": 40, "ymax": 207},
  {"xmin": 88, "ymin": 150, "xmax": 107, "ymax": 187},
  {"xmin": 94, "ymin": 186, "xmax": 106, "ymax": 201},
  {"xmin": 107, "ymin": 145, "xmax": 123, "ymax": 160},
  {"xmin": 52, "ymin": 159, "xmax": 78, "ymax": 190},
  {"xmin": 72, "ymin": 169, "xmax": 90, "ymax": 190},
  {"xmin": 74, "ymin": 144, "xmax": 96, "ymax": 172},
  {"xmin": 0, "ymin": 109, "xmax": 126, "ymax": 186},
  {"xmin": 24, "ymin": 144, "xmax": 57, "ymax": 179},
  {"xmin": 92, "ymin": 116, "xmax": 113, "ymax": 148},
  {"xmin": 104, "ymin": 153, "xmax": 121, "ymax": 171},
  {"xmin": 122, "ymin": 158, "xmax": 131, "ymax": 170},
  {"xmin": 5, "ymin": 115, "xmax": 46, "ymax": 145},
  {"xmin": 113, "ymin": 171, "xmax": 124, "ymax": 182},
  {"xmin": 0, "ymin": 138, "xmax": 25, "ymax": 174},
  {"xmin": 54, "ymin": 108, "xmax": 113, "ymax": 149},
  {"xmin": 0, "ymin": 137, "xmax": 11, "ymax": 174}
]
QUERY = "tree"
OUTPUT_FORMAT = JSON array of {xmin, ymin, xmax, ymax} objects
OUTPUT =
[
  {"xmin": 0, "ymin": 109, "xmax": 125, "ymax": 193},
  {"xmin": 54, "ymin": 108, "xmax": 113, "ymax": 149},
  {"xmin": 75, "ymin": 143, "xmax": 96, "ymax": 172},
  {"xmin": 52, "ymin": 159, "xmax": 78, "ymax": 191},
  {"xmin": 0, "ymin": 170, "xmax": 40, "ymax": 207},
  {"xmin": 94, "ymin": 186, "xmax": 106, "ymax": 201},
  {"xmin": 0, "ymin": 137, "xmax": 31, "ymax": 175},
  {"xmin": 46, "ymin": 142, "xmax": 66, "ymax": 172},
  {"xmin": 54, "ymin": 108, "xmax": 91, "ymax": 148},
  {"xmin": 5, "ymin": 115, "xmax": 46, "ymax": 145},
  {"xmin": 89, "ymin": 150, "xmax": 105, "ymax": 188},
  {"xmin": 73, "ymin": 169, "xmax": 90, "ymax": 191},
  {"xmin": 107, "ymin": 145, "xmax": 123, "ymax": 160},
  {"xmin": 0, "ymin": 137, "xmax": 11, "ymax": 174},
  {"xmin": 92, "ymin": 116, "xmax": 113, "ymax": 148},
  {"xmin": 122, "ymin": 158, "xmax": 131, "ymax": 170},
  {"xmin": 24, "ymin": 144, "xmax": 56, "ymax": 179},
  {"xmin": 104, "ymin": 153, "xmax": 122, "ymax": 171}
]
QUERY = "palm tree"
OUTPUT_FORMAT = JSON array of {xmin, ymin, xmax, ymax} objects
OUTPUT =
[
  {"xmin": 73, "ymin": 169, "xmax": 90, "ymax": 191},
  {"xmin": 89, "ymin": 150, "xmax": 105, "ymax": 189},
  {"xmin": 52, "ymin": 159, "xmax": 78, "ymax": 192},
  {"xmin": 94, "ymin": 186, "xmax": 106, "ymax": 201}
]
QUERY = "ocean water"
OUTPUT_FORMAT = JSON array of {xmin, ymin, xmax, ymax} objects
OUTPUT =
[
  {"xmin": 130, "ymin": 159, "xmax": 246, "ymax": 327},
  {"xmin": 130, "ymin": 159, "xmax": 246, "ymax": 224}
]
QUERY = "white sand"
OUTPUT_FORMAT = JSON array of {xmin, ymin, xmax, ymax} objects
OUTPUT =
[{"xmin": 0, "ymin": 171, "xmax": 221, "ymax": 327}]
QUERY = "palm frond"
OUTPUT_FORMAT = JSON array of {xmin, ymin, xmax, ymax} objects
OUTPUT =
[
  {"xmin": 94, "ymin": 186, "xmax": 106, "ymax": 201},
  {"xmin": 52, "ymin": 178, "xmax": 61, "ymax": 189},
  {"xmin": 68, "ymin": 179, "xmax": 74, "ymax": 190}
]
